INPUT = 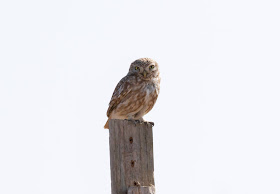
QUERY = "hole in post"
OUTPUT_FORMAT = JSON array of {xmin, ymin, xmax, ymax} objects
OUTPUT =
[
  {"xmin": 129, "ymin": 137, "xmax": 133, "ymax": 144},
  {"xmin": 133, "ymin": 181, "xmax": 140, "ymax": 186},
  {"xmin": 131, "ymin": 160, "xmax": 135, "ymax": 167}
]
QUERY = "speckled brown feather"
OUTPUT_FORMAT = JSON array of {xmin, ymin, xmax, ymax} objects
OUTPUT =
[{"xmin": 106, "ymin": 76, "xmax": 133, "ymax": 117}]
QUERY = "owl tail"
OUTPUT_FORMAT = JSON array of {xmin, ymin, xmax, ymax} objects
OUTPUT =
[{"xmin": 104, "ymin": 119, "xmax": 109, "ymax": 129}]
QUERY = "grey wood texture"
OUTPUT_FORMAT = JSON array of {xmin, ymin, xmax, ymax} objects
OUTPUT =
[
  {"xmin": 109, "ymin": 119, "xmax": 155, "ymax": 194},
  {"xmin": 127, "ymin": 186, "xmax": 155, "ymax": 194}
]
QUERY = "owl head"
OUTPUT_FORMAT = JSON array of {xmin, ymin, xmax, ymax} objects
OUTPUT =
[{"xmin": 128, "ymin": 58, "xmax": 159, "ymax": 80}]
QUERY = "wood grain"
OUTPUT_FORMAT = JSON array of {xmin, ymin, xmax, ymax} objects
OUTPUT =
[{"xmin": 109, "ymin": 119, "xmax": 155, "ymax": 194}]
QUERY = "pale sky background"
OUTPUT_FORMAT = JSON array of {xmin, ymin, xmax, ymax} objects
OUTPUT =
[{"xmin": 0, "ymin": 0, "xmax": 280, "ymax": 194}]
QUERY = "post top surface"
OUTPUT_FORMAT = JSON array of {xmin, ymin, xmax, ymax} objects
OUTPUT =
[{"xmin": 109, "ymin": 119, "xmax": 154, "ymax": 128}]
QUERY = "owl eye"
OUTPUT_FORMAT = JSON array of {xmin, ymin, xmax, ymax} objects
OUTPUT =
[
  {"xmin": 135, "ymin": 66, "xmax": 139, "ymax": 70},
  {"xmin": 149, "ymin": 65, "xmax": 155, "ymax": 69}
]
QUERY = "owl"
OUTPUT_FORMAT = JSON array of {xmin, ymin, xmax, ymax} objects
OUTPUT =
[{"xmin": 104, "ymin": 58, "xmax": 160, "ymax": 129}]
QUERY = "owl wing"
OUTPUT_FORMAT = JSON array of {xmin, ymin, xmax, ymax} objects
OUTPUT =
[{"xmin": 106, "ymin": 75, "xmax": 133, "ymax": 117}]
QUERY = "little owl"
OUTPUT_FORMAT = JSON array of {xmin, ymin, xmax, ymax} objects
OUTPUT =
[{"xmin": 104, "ymin": 58, "xmax": 160, "ymax": 129}]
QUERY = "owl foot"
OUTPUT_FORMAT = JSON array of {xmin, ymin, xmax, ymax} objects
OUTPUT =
[
  {"xmin": 125, "ymin": 119, "xmax": 143, "ymax": 126},
  {"xmin": 144, "ymin": 121, "xmax": 154, "ymax": 126}
]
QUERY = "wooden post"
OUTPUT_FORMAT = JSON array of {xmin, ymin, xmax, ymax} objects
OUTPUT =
[{"xmin": 109, "ymin": 119, "xmax": 155, "ymax": 194}]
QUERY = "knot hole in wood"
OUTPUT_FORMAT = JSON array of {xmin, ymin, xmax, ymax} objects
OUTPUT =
[
  {"xmin": 133, "ymin": 181, "xmax": 141, "ymax": 186},
  {"xmin": 129, "ymin": 137, "xmax": 133, "ymax": 144},
  {"xmin": 131, "ymin": 160, "xmax": 135, "ymax": 167}
]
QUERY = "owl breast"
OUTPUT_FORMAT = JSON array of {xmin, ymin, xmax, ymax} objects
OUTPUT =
[
  {"xmin": 144, "ymin": 83, "xmax": 156, "ymax": 103},
  {"xmin": 135, "ymin": 80, "xmax": 159, "ymax": 118}
]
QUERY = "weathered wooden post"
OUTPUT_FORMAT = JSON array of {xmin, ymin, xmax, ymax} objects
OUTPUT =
[{"xmin": 109, "ymin": 119, "xmax": 155, "ymax": 194}]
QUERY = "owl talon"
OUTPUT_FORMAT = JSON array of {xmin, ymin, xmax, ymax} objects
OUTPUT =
[
  {"xmin": 135, "ymin": 120, "xmax": 144, "ymax": 125},
  {"xmin": 144, "ymin": 121, "xmax": 154, "ymax": 126},
  {"xmin": 125, "ymin": 119, "xmax": 142, "ymax": 126}
]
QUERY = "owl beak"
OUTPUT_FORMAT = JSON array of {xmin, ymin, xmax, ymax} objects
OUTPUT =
[{"xmin": 142, "ymin": 71, "xmax": 147, "ymax": 78}]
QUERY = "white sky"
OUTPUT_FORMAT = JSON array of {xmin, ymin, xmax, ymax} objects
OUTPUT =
[{"xmin": 0, "ymin": 0, "xmax": 280, "ymax": 194}]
